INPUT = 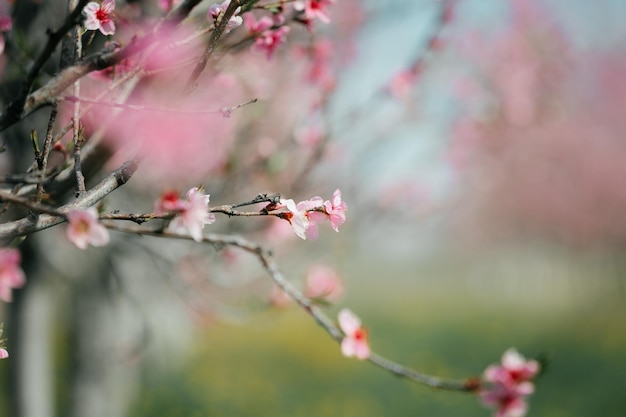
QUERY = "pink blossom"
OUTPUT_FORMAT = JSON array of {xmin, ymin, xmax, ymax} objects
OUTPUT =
[
  {"xmin": 166, "ymin": 188, "xmax": 216, "ymax": 242},
  {"xmin": 158, "ymin": 0, "xmax": 181, "ymax": 12},
  {"xmin": 65, "ymin": 208, "xmax": 110, "ymax": 250},
  {"xmin": 481, "ymin": 348, "xmax": 540, "ymax": 417},
  {"xmin": 279, "ymin": 198, "xmax": 309, "ymax": 240},
  {"xmin": 252, "ymin": 26, "xmax": 290, "ymax": 60},
  {"xmin": 272, "ymin": 13, "xmax": 286, "ymax": 26},
  {"xmin": 296, "ymin": 197, "xmax": 325, "ymax": 240},
  {"xmin": 0, "ymin": 323, "xmax": 8, "ymax": 358},
  {"xmin": 269, "ymin": 285, "xmax": 292, "ymax": 308},
  {"xmin": 278, "ymin": 192, "xmax": 346, "ymax": 239},
  {"xmin": 78, "ymin": 26, "xmax": 242, "ymax": 186},
  {"xmin": 245, "ymin": 14, "xmax": 273, "ymax": 33},
  {"xmin": 388, "ymin": 68, "xmax": 420, "ymax": 100},
  {"xmin": 295, "ymin": 125, "xmax": 324, "ymax": 150},
  {"xmin": 293, "ymin": 0, "xmax": 335, "ymax": 24},
  {"xmin": 0, "ymin": 15, "xmax": 11, "ymax": 33},
  {"xmin": 83, "ymin": 0, "xmax": 116, "ymax": 36},
  {"xmin": 0, "ymin": 248, "xmax": 25, "ymax": 302},
  {"xmin": 208, "ymin": 0, "xmax": 243, "ymax": 33},
  {"xmin": 304, "ymin": 264, "xmax": 343, "ymax": 302},
  {"xmin": 338, "ymin": 308, "xmax": 370, "ymax": 360},
  {"xmin": 304, "ymin": 40, "xmax": 336, "ymax": 91},
  {"xmin": 323, "ymin": 188, "xmax": 347, "ymax": 232},
  {"xmin": 482, "ymin": 380, "xmax": 534, "ymax": 417},
  {"xmin": 154, "ymin": 190, "xmax": 188, "ymax": 214},
  {"xmin": 493, "ymin": 348, "xmax": 541, "ymax": 383}
]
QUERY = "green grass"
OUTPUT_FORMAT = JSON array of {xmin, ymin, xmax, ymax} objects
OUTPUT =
[
  {"xmin": 130, "ymin": 272, "xmax": 626, "ymax": 417},
  {"xmin": 2, "ymin": 250, "xmax": 624, "ymax": 417}
]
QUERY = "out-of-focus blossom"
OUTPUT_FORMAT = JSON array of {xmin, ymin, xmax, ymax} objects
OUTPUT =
[
  {"xmin": 269, "ymin": 285, "xmax": 292, "ymax": 308},
  {"xmin": 0, "ymin": 16, "xmax": 10, "ymax": 32},
  {"xmin": 338, "ymin": 308, "xmax": 369, "ymax": 360},
  {"xmin": 482, "ymin": 379, "xmax": 534, "ymax": 417},
  {"xmin": 0, "ymin": 3, "xmax": 11, "ymax": 56},
  {"xmin": 208, "ymin": 0, "xmax": 243, "ymax": 33},
  {"xmin": 245, "ymin": 14, "xmax": 273, "ymax": 33},
  {"xmin": 252, "ymin": 26, "xmax": 290, "ymax": 60},
  {"xmin": 0, "ymin": 323, "xmax": 7, "ymax": 359},
  {"xmin": 280, "ymin": 198, "xmax": 309, "ymax": 240},
  {"xmin": 154, "ymin": 190, "xmax": 188, "ymax": 214},
  {"xmin": 388, "ymin": 68, "xmax": 420, "ymax": 100},
  {"xmin": 165, "ymin": 188, "xmax": 216, "ymax": 242},
  {"xmin": 78, "ymin": 25, "xmax": 241, "ymax": 186},
  {"xmin": 296, "ymin": 196, "xmax": 324, "ymax": 240},
  {"xmin": 293, "ymin": 0, "xmax": 334, "ymax": 24},
  {"xmin": 481, "ymin": 348, "xmax": 540, "ymax": 417},
  {"xmin": 0, "ymin": 248, "xmax": 25, "ymax": 302},
  {"xmin": 66, "ymin": 208, "xmax": 110, "ymax": 250},
  {"xmin": 295, "ymin": 125, "xmax": 324, "ymax": 150},
  {"xmin": 158, "ymin": 0, "xmax": 181, "ymax": 12},
  {"xmin": 304, "ymin": 264, "xmax": 343, "ymax": 302},
  {"xmin": 89, "ymin": 43, "xmax": 133, "ymax": 81},
  {"xmin": 301, "ymin": 39, "xmax": 336, "ymax": 92},
  {"xmin": 83, "ymin": 0, "xmax": 116, "ymax": 36},
  {"xmin": 487, "ymin": 348, "xmax": 541, "ymax": 383},
  {"xmin": 324, "ymin": 189, "xmax": 347, "ymax": 232}
]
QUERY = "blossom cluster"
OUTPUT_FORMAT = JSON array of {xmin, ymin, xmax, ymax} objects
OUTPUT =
[
  {"xmin": 0, "ymin": 1, "xmax": 12, "ymax": 57},
  {"xmin": 82, "ymin": 0, "xmax": 336, "ymax": 59},
  {"xmin": 481, "ymin": 348, "xmax": 541, "ymax": 417},
  {"xmin": 245, "ymin": 14, "xmax": 290, "ymax": 60},
  {"xmin": 279, "ymin": 189, "xmax": 347, "ymax": 240}
]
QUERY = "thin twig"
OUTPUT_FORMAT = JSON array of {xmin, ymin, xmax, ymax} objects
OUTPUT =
[
  {"xmin": 37, "ymin": 105, "xmax": 58, "ymax": 199},
  {"xmin": 0, "ymin": 192, "xmax": 65, "ymax": 217},
  {"xmin": 98, "ymin": 225, "xmax": 479, "ymax": 392},
  {"xmin": 72, "ymin": 9, "xmax": 86, "ymax": 195},
  {"xmin": 186, "ymin": 0, "xmax": 253, "ymax": 92},
  {"xmin": 58, "ymin": 95, "xmax": 258, "ymax": 116}
]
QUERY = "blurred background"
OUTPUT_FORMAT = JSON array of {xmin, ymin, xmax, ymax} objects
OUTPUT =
[{"xmin": 1, "ymin": 0, "xmax": 626, "ymax": 416}]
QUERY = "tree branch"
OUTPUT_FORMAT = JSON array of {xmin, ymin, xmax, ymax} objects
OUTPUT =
[
  {"xmin": 0, "ymin": 0, "xmax": 89, "ymax": 129},
  {"xmin": 0, "ymin": 159, "xmax": 139, "ymax": 240},
  {"xmin": 99, "ymin": 225, "xmax": 480, "ymax": 392}
]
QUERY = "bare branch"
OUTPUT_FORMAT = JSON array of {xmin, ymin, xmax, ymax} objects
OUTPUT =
[
  {"xmin": 0, "ymin": 159, "xmax": 140, "ymax": 240},
  {"xmin": 186, "ymin": 0, "xmax": 253, "ymax": 92},
  {"xmin": 99, "ymin": 225, "xmax": 479, "ymax": 392}
]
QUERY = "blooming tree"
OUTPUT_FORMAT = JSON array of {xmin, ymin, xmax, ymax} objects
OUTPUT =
[{"xmin": 4, "ymin": 1, "xmax": 608, "ymax": 416}]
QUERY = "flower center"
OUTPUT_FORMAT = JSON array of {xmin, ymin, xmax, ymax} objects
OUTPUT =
[
  {"xmin": 354, "ymin": 328, "xmax": 367, "ymax": 342},
  {"xmin": 76, "ymin": 219, "xmax": 90, "ymax": 234},
  {"xmin": 95, "ymin": 9, "xmax": 110, "ymax": 23}
]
